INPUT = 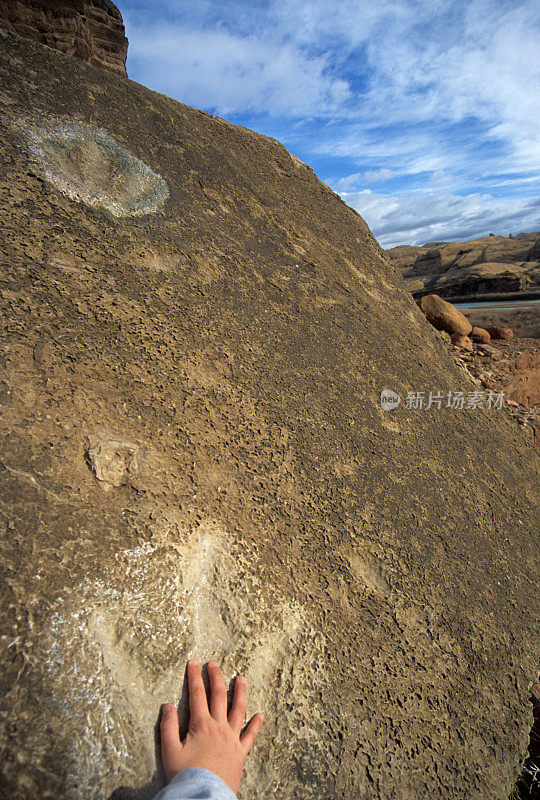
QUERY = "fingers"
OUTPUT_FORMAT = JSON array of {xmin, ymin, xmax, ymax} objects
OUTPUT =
[
  {"xmin": 208, "ymin": 661, "xmax": 228, "ymax": 721},
  {"xmin": 240, "ymin": 713, "xmax": 264, "ymax": 753},
  {"xmin": 187, "ymin": 659, "xmax": 210, "ymax": 726},
  {"xmin": 228, "ymin": 675, "xmax": 247, "ymax": 732},
  {"xmin": 160, "ymin": 704, "xmax": 183, "ymax": 781}
]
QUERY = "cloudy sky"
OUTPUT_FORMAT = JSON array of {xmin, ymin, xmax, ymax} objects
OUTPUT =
[{"xmin": 121, "ymin": 0, "xmax": 539, "ymax": 248}]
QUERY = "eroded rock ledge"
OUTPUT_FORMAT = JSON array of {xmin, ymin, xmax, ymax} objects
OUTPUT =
[{"xmin": 0, "ymin": 0, "xmax": 128, "ymax": 74}]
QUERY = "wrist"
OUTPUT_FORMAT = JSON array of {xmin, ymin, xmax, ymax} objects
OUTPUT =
[{"xmin": 168, "ymin": 767, "xmax": 239, "ymax": 799}]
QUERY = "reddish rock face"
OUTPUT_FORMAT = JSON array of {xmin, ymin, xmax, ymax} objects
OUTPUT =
[
  {"xmin": 418, "ymin": 293, "xmax": 473, "ymax": 336},
  {"xmin": 0, "ymin": 0, "xmax": 128, "ymax": 74},
  {"xmin": 486, "ymin": 325, "xmax": 514, "ymax": 340},
  {"xmin": 450, "ymin": 333, "xmax": 473, "ymax": 349},
  {"xmin": 470, "ymin": 326, "xmax": 491, "ymax": 344},
  {"xmin": 506, "ymin": 353, "xmax": 540, "ymax": 406}
]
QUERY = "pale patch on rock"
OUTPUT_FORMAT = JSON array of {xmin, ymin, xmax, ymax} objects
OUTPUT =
[
  {"xmin": 347, "ymin": 553, "xmax": 391, "ymax": 598},
  {"xmin": 39, "ymin": 519, "xmax": 329, "ymax": 799},
  {"xmin": 87, "ymin": 433, "xmax": 138, "ymax": 489},
  {"xmin": 11, "ymin": 116, "xmax": 169, "ymax": 216}
]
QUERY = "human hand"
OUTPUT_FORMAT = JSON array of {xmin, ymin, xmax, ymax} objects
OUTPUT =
[{"xmin": 160, "ymin": 660, "xmax": 264, "ymax": 794}]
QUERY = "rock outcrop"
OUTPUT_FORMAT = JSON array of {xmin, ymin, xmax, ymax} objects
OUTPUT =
[
  {"xmin": 386, "ymin": 233, "xmax": 540, "ymax": 302},
  {"xmin": 0, "ymin": 0, "xmax": 128, "ymax": 74},
  {"xmin": 0, "ymin": 29, "xmax": 539, "ymax": 800}
]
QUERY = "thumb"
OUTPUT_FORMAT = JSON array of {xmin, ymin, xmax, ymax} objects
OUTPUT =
[{"xmin": 160, "ymin": 704, "xmax": 183, "ymax": 782}]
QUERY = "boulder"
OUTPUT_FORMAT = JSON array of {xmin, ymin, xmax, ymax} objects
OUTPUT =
[
  {"xmin": 451, "ymin": 333, "xmax": 473, "ymax": 349},
  {"xmin": 485, "ymin": 325, "xmax": 514, "ymax": 340},
  {"xmin": 418, "ymin": 293, "xmax": 473, "ymax": 335},
  {"xmin": 470, "ymin": 326, "xmax": 491, "ymax": 344},
  {"xmin": 0, "ymin": 29, "xmax": 538, "ymax": 800}
]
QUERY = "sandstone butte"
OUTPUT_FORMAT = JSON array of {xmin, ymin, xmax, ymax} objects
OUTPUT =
[
  {"xmin": 0, "ymin": 14, "xmax": 539, "ymax": 800},
  {"xmin": 385, "ymin": 232, "xmax": 540, "ymax": 303}
]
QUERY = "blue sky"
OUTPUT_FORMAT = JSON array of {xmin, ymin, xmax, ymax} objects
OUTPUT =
[{"xmin": 121, "ymin": 0, "xmax": 540, "ymax": 248}]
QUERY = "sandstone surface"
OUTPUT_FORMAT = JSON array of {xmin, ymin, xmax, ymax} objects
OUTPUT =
[
  {"xmin": 451, "ymin": 338, "xmax": 540, "ymax": 448},
  {"xmin": 0, "ymin": 30, "xmax": 539, "ymax": 800},
  {"xmin": 0, "ymin": 0, "xmax": 128, "ymax": 74}
]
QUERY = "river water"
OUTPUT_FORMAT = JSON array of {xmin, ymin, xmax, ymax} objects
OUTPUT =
[{"xmin": 454, "ymin": 299, "xmax": 540, "ymax": 311}]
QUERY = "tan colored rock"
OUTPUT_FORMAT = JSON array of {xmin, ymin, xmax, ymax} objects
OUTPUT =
[
  {"xmin": 0, "ymin": 0, "xmax": 128, "ymax": 75},
  {"xmin": 470, "ymin": 326, "xmax": 491, "ymax": 344},
  {"xmin": 385, "ymin": 232, "xmax": 540, "ymax": 301},
  {"xmin": 87, "ymin": 435, "xmax": 138, "ymax": 488},
  {"xmin": 485, "ymin": 324, "xmax": 514, "ymax": 340},
  {"xmin": 0, "ymin": 30, "xmax": 538, "ymax": 800},
  {"xmin": 451, "ymin": 333, "xmax": 473, "ymax": 349},
  {"xmin": 477, "ymin": 343, "xmax": 503, "ymax": 359},
  {"xmin": 505, "ymin": 353, "xmax": 540, "ymax": 406},
  {"xmin": 419, "ymin": 293, "xmax": 473, "ymax": 335}
]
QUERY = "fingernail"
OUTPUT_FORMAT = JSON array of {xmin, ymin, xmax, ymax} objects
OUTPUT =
[
  {"xmin": 237, "ymin": 675, "xmax": 246, "ymax": 684},
  {"xmin": 188, "ymin": 659, "xmax": 198, "ymax": 667},
  {"xmin": 208, "ymin": 661, "xmax": 219, "ymax": 668},
  {"xmin": 162, "ymin": 704, "xmax": 174, "ymax": 715}
]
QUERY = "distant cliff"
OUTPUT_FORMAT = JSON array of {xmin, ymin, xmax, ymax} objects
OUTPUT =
[
  {"xmin": 0, "ymin": 0, "xmax": 128, "ymax": 74},
  {"xmin": 386, "ymin": 231, "xmax": 540, "ymax": 301}
]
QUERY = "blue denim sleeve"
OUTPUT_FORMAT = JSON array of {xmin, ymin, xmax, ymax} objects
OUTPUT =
[{"xmin": 152, "ymin": 768, "xmax": 239, "ymax": 800}]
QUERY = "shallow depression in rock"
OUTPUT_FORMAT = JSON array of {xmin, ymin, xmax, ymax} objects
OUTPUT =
[{"xmin": 14, "ymin": 116, "xmax": 169, "ymax": 216}]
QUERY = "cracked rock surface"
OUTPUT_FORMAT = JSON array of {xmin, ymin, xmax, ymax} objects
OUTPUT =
[{"xmin": 0, "ymin": 31, "xmax": 539, "ymax": 800}]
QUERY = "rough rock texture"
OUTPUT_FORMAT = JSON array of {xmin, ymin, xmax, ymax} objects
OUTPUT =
[
  {"xmin": 386, "ymin": 233, "xmax": 540, "ymax": 302},
  {"xmin": 505, "ymin": 353, "xmax": 540, "ymax": 407},
  {"xmin": 418, "ymin": 293, "xmax": 473, "ymax": 335},
  {"xmin": 0, "ymin": 31, "xmax": 539, "ymax": 800},
  {"xmin": 450, "ymin": 333, "xmax": 473, "ymax": 349},
  {"xmin": 0, "ymin": 0, "xmax": 127, "ymax": 74},
  {"xmin": 471, "ymin": 326, "xmax": 491, "ymax": 344},
  {"xmin": 486, "ymin": 325, "xmax": 514, "ymax": 341},
  {"xmin": 451, "ymin": 338, "xmax": 540, "ymax": 448}
]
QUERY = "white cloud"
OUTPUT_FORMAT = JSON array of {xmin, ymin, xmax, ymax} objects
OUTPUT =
[
  {"xmin": 430, "ymin": 171, "xmax": 453, "ymax": 187},
  {"xmin": 334, "ymin": 168, "xmax": 394, "ymax": 190},
  {"xmin": 123, "ymin": 0, "xmax": 540, "ymax": 243},
  {"xmin": 126, "ymin": 23, "xmax": 350, "ymax": 116},
  {"xmin": 342, "ymin": 188, "xmax": 540, "ymax": 248}
]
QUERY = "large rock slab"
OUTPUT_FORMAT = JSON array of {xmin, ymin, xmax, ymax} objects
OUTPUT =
[{"xmin": 0, "ymin": 31, "xmax": 538, "ymax": 800}]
